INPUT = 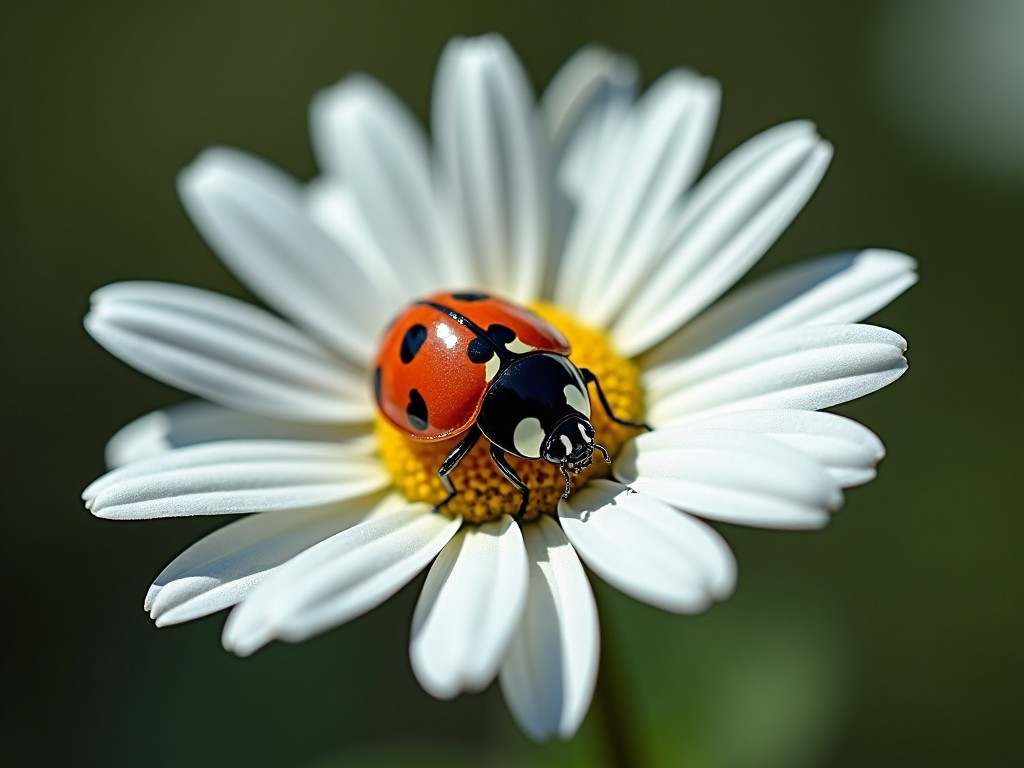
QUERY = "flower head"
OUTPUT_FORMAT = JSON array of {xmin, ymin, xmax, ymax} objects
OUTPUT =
[{"xmin": 84, "ymin": 35, "xmax": 914, "ymax": 741}]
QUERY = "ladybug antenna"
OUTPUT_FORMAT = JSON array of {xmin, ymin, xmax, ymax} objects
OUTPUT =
[
  {"xmin": 559, "ymin": 461, "xmax": 572, "ymax": 498},
  {"xmin": 593, "ymin": 442, "xmax": 611, "ymax": 464}
]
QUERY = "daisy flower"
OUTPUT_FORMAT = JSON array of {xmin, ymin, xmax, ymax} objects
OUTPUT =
[{"xmin": 84, "ymin": 35, "xmax": 914, "ymax": 741}]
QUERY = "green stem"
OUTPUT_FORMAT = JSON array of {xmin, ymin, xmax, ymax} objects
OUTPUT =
[{"xmin": 594, "ymin": 595, "xmax": 644, "ymax": 768}]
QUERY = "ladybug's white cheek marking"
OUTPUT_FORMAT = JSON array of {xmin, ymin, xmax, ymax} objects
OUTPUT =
[
  {"xmin": 578, "ymin": 423, "xmax": 591, "ymax": 443},
  {"xmin": 505, "ymin": 337, "xmax": 536, "ymax": 354},
  {"xmin": 563, "ymin": 384, "xmax": 591, "ymax": 417},
  {"xmin": 513, "ymin": 417, "xmax": 545, "ymax": 459},
  {"xmin": 484, "ymin": 354, "xmax": 501, "ymax": 383},
  {"xmin": 559, "ymin": 435, "xmax": 574, "ymax": 454}
]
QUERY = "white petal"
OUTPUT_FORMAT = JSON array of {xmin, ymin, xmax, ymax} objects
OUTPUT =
[
  {"xmin": 105, "ymin": 400, "xmax": 374, "ymax": 469},
  {"xmin": 537, "ymin": 46, "xmax": 639, "ymax": 299},
  {"xmin": 86, "ymin": 282, "xmax": 372, "ymax": 424},
  {"xmin": 222, "ymin": 502, "xmax": 461, "ymax": 656},
  {"xmin": 541, "ymin": 44, "xmax": 639, "ymax": 202},
  {"xmin": 146, "ymin": 492, "xmax": 387, "ymax": 626},
  {"xmin": 559, "ymin": 479, "xmax": 735, "ymax": 612},
  {"xmin": 84, "ymin": 440, "xmax": 388, "ymax": 519},
  {"xmin": 85, "ymin": 439, "xmax": 374, "ymax": 501},
  {"xmin": 310, "ymin": 76, "xmax": 451, "ymax": 292},
  {"xmin": 303, "ymin": 179, "xmax": 412, "ymax": 307},
  {"xmin": 678, "ymin": 410, "xmax": 886, "ymax": 487},
  {"xmin": 434, "ymin": 34, "xmax": 548, "ymax": 301},
  {"xmin": 645, "ymin": 324, "xmax": 908, "ymax": 424},
  {"xmin": 612, "ymin": 122, "xmax": 833, "ymax": 356},
  {"xmin": 643, "ymin": 249, "xmax": 918, "ymax": 372},
  {"xmin": 410, "ymin": 516, "xmax": 528, "ymax": 699},
  {"xmin": 614, "ymin": 429, "xmax": 843, "ymax": 529},
  {"xmin": 178, "ymin": 147, "xmax": 390, "ymax": 362},
  {"xmin": 499, "ymin": 517, "xmax": 599, "ymax": 742},
  {"xmin": 556, "ymin": 70, "xmax": 720, "ymax": 322}
]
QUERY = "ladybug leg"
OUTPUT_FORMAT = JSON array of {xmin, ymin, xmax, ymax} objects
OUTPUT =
[
  {"xmin": 489, "ymin": 445, "xmax": 530, "ymax": 523},
  {"xmin": 580, "ymin": 368, "xmax": 652, "ymax": 431},
  {"xmin": 435, "ymin": 427, "xmax": 481, "ymax": 514}
]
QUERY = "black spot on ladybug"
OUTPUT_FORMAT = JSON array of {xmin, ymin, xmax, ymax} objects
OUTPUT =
[
  {"xmin": 466, "ymin": 324, "xmax": 518, "ymax": 365},
  {"xmin": 486, "ymin": 324, "xmax": 516, "ymax": 345},
  {"xmin": 406, "ymin": 388, "xmax": 429, "ymax": 431},
  {"xmin": 451, "ymin": 291, "xmax": 490, "ymax": 302},
  {"xmin": 373, "ymin": 366, "xmax": 383, "ymax": 405},
  {"xmin": 467, "ymin": 338, "xmax": 492, "ymax": 364},
  {"xmin": 400, "ymin": 324, "xmax": 428, "ymax": 364}
]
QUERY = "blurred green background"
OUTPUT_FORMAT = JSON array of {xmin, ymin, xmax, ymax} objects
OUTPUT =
[{"xmin": 3, "ymin": 0, "xmax": 1021, "ymax": 766}]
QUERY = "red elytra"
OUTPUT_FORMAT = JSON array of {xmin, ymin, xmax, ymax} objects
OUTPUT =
[{"xmin": 373, "ymin": 291, "xmax": 571, "ymax": 441}]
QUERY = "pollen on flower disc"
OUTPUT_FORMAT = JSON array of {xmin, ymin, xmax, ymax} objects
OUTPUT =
[{"xmin": 375, "ymin": 303, "xmax": 646, "ymax": 524}]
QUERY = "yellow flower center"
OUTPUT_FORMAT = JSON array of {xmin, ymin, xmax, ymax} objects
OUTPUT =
[{"xmin": 375, "ymin": 302, "xmax": 646, "ymax": 524}]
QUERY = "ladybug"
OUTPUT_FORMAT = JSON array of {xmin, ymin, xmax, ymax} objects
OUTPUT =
[{"xmin": 373, "ymin": 291, "xmax": 649, "ymax": 520}]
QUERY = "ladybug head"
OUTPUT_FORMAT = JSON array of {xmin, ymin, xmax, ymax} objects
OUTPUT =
[{"xmin": 541, "ymin": 415, "xmax": 611, "ymax": 496}]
